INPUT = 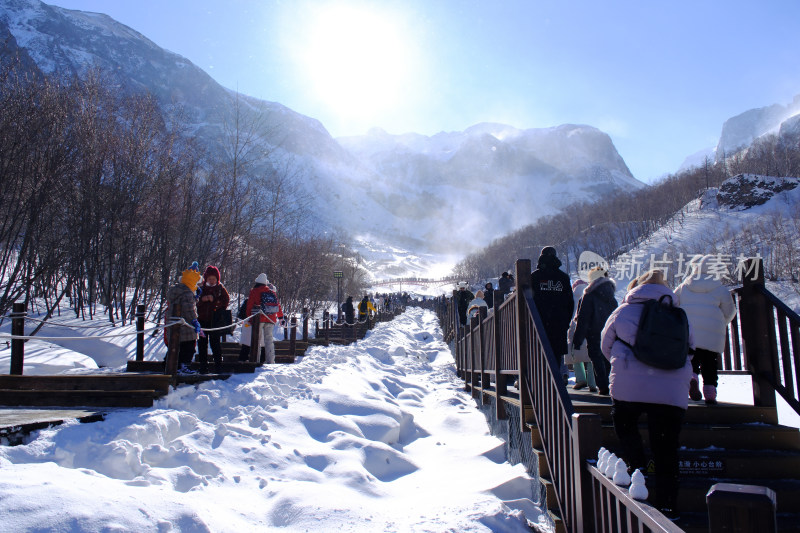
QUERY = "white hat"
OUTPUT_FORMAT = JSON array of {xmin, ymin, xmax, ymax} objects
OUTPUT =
[
  {"xmin": 255, "ymin": 273, "xmax": 269, "ymax": 285},
  {"xmin": 588, "ymin": 267, "xmax": 608, "ymax": 283},
  {"xmin": 457, "ymin": 281, "xmax": 468, "ymax": 289}
]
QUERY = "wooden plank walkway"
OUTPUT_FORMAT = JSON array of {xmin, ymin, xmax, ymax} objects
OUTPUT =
[{"xmin": 0, "ymin": 407, "xmax": 109, "ymax": 445}]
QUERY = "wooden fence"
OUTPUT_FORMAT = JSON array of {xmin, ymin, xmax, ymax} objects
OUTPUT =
[{"xmin": 439, "ymin": 257, "xmax": 793, "ymax": 532}]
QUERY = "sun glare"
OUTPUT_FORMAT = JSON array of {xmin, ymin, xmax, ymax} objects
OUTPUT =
[{"xmin": 295, "ymin": 3, "xmax": 418, "ymax": 132}]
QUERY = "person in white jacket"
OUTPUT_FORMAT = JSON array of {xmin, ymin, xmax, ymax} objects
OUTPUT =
[{"xmin": 674, "ymin": 255, "xmax": 737, "ymax": 404}]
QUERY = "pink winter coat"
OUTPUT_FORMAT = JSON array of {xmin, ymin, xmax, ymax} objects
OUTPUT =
[{"xmin": 601, "ymin": 283, "xmax": 695, "ymax": 409}]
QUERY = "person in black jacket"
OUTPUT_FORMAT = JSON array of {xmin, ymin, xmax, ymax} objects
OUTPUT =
[
  {"xmin": 342, "ymin": 296, "xmax": 355, "ymax": 324},
  {"xmin": 572, "ymin": 267, "xmax": 618, "ymax": 395},
  {"xmin": 531, "ymin": 247, "xmax": 574, "ymax": 383},
  {"xmin": 484, "ymin": 282, "xmax": 495, "ymax": 310},
  {"xmin": 497, "ymin": 272, "xmax": 513, "ymax": 300},
  {"xmin": 456, "ymin": 282, "xmax": 475, "ymax": 326}
]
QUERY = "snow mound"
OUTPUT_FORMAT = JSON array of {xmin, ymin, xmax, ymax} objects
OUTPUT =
[{"xmin": 0, "ymin": 308, "xmax": 545, "ymax": 532}]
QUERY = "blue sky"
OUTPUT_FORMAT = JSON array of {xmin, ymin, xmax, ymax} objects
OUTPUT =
[{"xmin": 47, "ymin": 0, "xmax": 800, "ymax": 183}]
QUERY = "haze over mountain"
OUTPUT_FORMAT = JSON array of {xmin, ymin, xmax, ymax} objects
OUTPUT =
[
  {"xmin": 5, "ymin": 0, "xmax": 796, "ymax": 281},
  {"xmin": 681, "ymin": 94, "xmax": 800, "ymax": 171}
]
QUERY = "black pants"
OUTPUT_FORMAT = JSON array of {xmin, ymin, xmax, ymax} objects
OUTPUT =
[
  {"xmin": 197, "ymin": 319, "xmax": 222, "ymax": 373},
  {"xmin": 692, "ymin": 348, "xmax": 719, "ymax": 387},
  {"xmin": 612, "ymin": 399, "xmax": 685, "ymax": 510},
  {"xmin": 178, "ymin": 340, "xmax": 196, "ymax": 366}
]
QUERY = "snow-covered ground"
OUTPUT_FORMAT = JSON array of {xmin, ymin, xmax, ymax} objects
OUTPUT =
[{"xmin": 0, "ymin": 308, "xmax": 546, "ymax": 532}]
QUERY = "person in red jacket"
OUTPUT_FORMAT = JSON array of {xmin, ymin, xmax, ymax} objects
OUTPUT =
[
  {"xmin": 246, "ymin": 273, "xmax": 283, "ymax": 364},
  {"xmin": 196, "ymin": 265, "xmax": 230, "ymax": 374}
]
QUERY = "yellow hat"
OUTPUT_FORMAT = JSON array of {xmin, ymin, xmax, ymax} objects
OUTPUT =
[{"xmin": 180, "ymin": 261, "xmax": 201, "ymax": 291}]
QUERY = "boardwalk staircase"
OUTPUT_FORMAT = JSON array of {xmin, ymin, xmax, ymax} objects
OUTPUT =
[
  {"xmin": 567, "ymin": 391, "xmax": 800, "ymax": 532},
  {"xmin": 0, "ymin": 374, "xmax": 171, "ymax": 408},
  {"xmin": 443, "ymin": 258, "xmax": 800, "ymax": 532}
]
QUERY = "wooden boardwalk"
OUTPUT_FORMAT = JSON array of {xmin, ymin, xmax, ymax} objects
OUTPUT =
[{"xmin": 0, "ymin": 407, "xmax": 109, "ymax": 445}]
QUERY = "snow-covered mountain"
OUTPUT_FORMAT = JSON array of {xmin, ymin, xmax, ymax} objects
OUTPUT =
[
  {"xmin": 681, "ymin": 94, "xmax": 800, "ymax": 171},
  {"xmin": 0, "ymin": 0, "xmax": 643, "ymax": 273},
  {"xmin": 717, "ymin": 95, "xmax": 800, "ymax": 156},
  {"xmin": 339, "ymin": 123, "xmax": 641, "ymax": 253}
]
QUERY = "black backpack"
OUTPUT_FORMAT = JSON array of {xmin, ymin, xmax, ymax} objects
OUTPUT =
[{"xmin": 619, "ymin": 295, "xmax": 689, "ymax": 370}]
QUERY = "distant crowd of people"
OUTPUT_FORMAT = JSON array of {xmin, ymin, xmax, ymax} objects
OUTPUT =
[
  {"xmin": 454, "ymin": 246, "xmax": 737, "ymax": 521},
  {"xmin": 340, "ymin": 292, "xmax": 411, "ymax": 324}
]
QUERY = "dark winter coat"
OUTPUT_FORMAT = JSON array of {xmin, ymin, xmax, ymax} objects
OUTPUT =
[
  {"xmin": 531, "ymin": 255, "xmax": 574, "ymax": 356},
  {"xmin": 342, "ymin": 298, "xmax": 355, "ymax": 324},
  {"xmin": 166, "ymin": 282, "xmax": 199, "ymax": 343},
  {"xmin": 497, "ymin": 276, "xmax": 513, "ymax": 299},
  {"xmin": 484, "ymin": 286, "xmax": 495, "ymax": 309},
  {"xmin": 573, "ymin": 277, "xmax": 618, "ymax": 359},
  {"xmin": 457, "ymin": 288, "xmax": 475, "ymax": 325},
  {"xmin": 197, "ymin": 282, "xmax": 231, "ymax": 324}
]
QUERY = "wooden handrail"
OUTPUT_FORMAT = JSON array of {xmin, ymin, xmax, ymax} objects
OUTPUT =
[{"xmin": 587, "ymin": 464, "xmax": 685, "ymax": 533}]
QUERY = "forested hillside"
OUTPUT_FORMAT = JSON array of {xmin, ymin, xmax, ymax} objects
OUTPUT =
[
  {"xmin": 455, "ymin": 130, "xmax": 800, "ymax": 288},
  {"xmin": 0, "ymin": 67, "xmax": 370, "ymax": 323}
]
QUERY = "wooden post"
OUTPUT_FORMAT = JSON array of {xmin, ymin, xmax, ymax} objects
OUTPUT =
[
  {"xmin": 10, "ymin": 302, "xmax": 25, "ymax": 375},
  {"xmin": 290, "ymin": 315, "xmax": 297, "ymax": 356},
  {"xmin": 249, "ymin": 315, "xmax": 261, "ymax": 363},
  {"xmin": 323, "ymin": 311, "xmax": 330, "ymax": 344},
  {"xmin": 573, "ymin": 412, "xmax": 602, "ymax": 533},
  {"xmin": 493, "ymin": 290, "xmax": 507, "ymax": 420},
  {"xmin": 515, "ymin": 259, "xmax": 533, "ymax": 433},
  {"xmin": 740, "ymin": 258, "xmax": 777, "ymax": 408},
  {"xmin": 315, "ymin": 319, "xmax": 319, "ymax": 338},
  {"xmin": 707, "ymin": 483, "xmax": 777, "ymax": 533},
  {"xmin": 302, "ymin": 307, "xmax": 309, "ymax": 341},
  {"xmin": 136, "ymin": 304, "xmax": 146, "ymax": 362},
  {"xmin": 478, "ymin": 306, "xmax": 488, "ymax": 402},
  {"xmin": 165, "ymin": 303, "xmax": 181, "ymax": 375},
  {"xmin": 471, "ymin": 313, "xmax": 480, "ymax": 397}
]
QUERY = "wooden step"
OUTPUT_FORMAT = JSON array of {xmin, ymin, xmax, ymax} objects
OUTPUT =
[
  {"xmin": 601, "ymin": 422, "xmax": 800, "ymax": 451},
  {"xmin": 127, "ymin": 360, "xmax": 261, "ymax": 374},
  {"xmin": 0, "ymin": 389, "xmax": 155, "ymax": 408},
  {"xmin": 570, "ymin": 390, "xmax": 779, "ymax": 425},
  {"xmin": 0, "ymin": 375, "xmax": 170, "ymax": 396}
]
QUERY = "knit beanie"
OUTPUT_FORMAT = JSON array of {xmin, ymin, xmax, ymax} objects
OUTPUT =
[
  {"xmin": 180, "ymin": 261, "xmax": 201, "ymax": 291},
  {"xmin": 204, "ymin": 265, "xmax": 221, "ymax": 283},
  {"xmin": 255, "ymin": 273, "xmax": 269, "ymax": 285}
]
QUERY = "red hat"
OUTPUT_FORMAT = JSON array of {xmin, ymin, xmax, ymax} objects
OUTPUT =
[{"xmin": 204, "ymin": 265, "xmax": 221, "ymax": 282}]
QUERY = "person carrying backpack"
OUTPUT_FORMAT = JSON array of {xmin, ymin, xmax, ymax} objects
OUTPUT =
[
  {"xmin": 245, "ymin": 273, "xmax": 283, "ymax": 364},
  {"xmin": 674, "ymin": 255, "xmax": 737, "ymax": 404},
  {"xmin": 600, "ymin": 269, "xmax": 694, "ymax": 521},
  {"xmin": 358, "ymin": 295, "xmax": 376, "ymax": 321}
]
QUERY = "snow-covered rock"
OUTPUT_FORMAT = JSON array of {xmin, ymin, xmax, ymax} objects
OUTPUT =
[{"xmin": 716, "ymin": 174, "xmax": 799, "ymax": 210}]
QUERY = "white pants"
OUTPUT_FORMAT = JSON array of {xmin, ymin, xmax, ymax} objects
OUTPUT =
[{"xmin": 259, "ymin": 322, "xmax": 275, "ymax": 364}]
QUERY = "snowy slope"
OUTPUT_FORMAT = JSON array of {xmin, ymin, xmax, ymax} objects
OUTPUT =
[
  {"xmin": 0, "ymin": 308, "xmax": 548, "ymax": 532},
  {"xmin": 612, "ymin": 174, "xmax": 800, "ymax": 312}
]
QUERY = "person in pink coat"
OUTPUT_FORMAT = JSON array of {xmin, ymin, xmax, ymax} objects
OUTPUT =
[
  {"xmin": 600, "ymin": 269, "xmax": 694, "ymax": 520},
  {"xmin": 674, "ymin": 255, "xmax": 737, "ymax": 404}
]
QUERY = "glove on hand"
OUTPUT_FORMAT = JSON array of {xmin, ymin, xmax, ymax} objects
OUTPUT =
[{"xmin": 192, "ymin": 319, "xmax": 206, "ymax": 338}]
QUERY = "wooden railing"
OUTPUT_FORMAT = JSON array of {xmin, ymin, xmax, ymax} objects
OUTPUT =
[
  {"xmin": 589, "ymin": 465, "xmax": 685, "ymax": 533},
  {"xmin": 719, "ymin": 258, "xmax": 800, "ymax": 417},
  {"xmin": 442, "ymin": 260, "xmax": 676, "ymax": 532}
]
